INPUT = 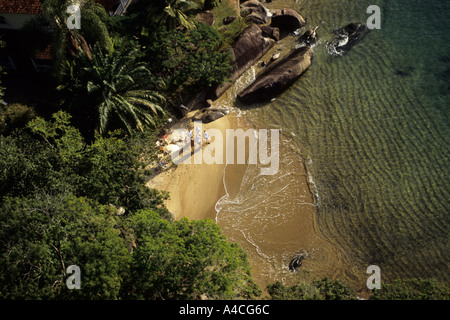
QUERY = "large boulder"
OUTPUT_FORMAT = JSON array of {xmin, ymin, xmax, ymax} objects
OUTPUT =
[
  {"xmin": 238, "ymin": 46, "xmax": 314, "ymax": 104},
  {"xmin": 223, "ymin": 16, "xmax": 236, "ymax": 25},
  {"xmin": 260, "ymin": 25, "xmax": 280, "ymax": 41},
  {"xmin": 270, "ymin": 8, "xmax": 306, "ymax": 35},
  {"xmin": 327, "ymin": 22, "xmax": 369, "ymax": 56},
  {"xmin": 214, "ymin": 25, "xmax": 276, "ymax": 98},
  {"xmin": 192, "ymin": 108, "xmax": 229, "ymax": 124},
  {"xmin": 240, "ymin": 0, "xmax": 272, "ymax": 24}
]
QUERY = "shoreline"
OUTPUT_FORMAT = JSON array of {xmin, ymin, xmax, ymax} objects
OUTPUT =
[
  {"xmin": 146, "ymin": 111, "xmax": 250, "ymax": 221},
  {"xmin": 146, "ymin": 107, "xmax": 347, "ymax": 293},
  {"xmin": 146, "ymin": 0, "xmax": 349, "ymax": 294}
]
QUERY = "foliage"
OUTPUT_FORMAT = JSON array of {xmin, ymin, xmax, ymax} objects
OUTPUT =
[
  {"xmin": 144, "ymin": 22, "xmax": 232, "ymax": 93},
  {"xmin": 0, "ymin": 195, "xmax": 262, "ymax": 299},
  {"xmin": 0, "ymin": 104, "xmax": 36, "ymax": 136},
  {"xmin": 0, "ymin": 111, "xmax": 170, "ymax": 217},
  {"xmin": 128, "ymin": 0, "xmax": 204, "ymax": 30},
  {"xmin": 24, "ymin": 0, "xmax": 114, "ymax": 77},
  {"xmin": 204, "ymin": 0, "xmax": 221, "ymax": 10},
  {"xmin": 0, "ymin": 194, "xmax": 131, "ymax": 299},
  {"xmin": 370, "ymin": 278, "xmax": 450, "ymax": 300},
  {"xmin": 79, "ymin": 1, "xmax": 114, "ymax": 54},
  {"xmin": 218, "ymin": 17, "xmax": 250, "ymax": 50},
  {"xmin": 122, "ymin": 211, "xmax": 261, "ymax": 300},
  {"xmin": 267, "ymin": 278, "xmax": 357, "ymax": 300},
  {"xmin": 58, "ymin": 46, "xmax": 166, "ymax": 137},
  {"xmin": 0, "ymin": 113, "xmax": 262, "ymax": 299}
]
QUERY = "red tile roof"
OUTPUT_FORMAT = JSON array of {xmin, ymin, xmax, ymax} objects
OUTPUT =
[
  {"xmin": 0, "ymin": 1, "xmax": 120, "ymax": 16},
  {"xmin": 35, "ymin": 43, "xmax": 52, "ymax": 60},
  {"xmin": 0, "ymin": 0, "xmax": 42, "ymax": 15}
]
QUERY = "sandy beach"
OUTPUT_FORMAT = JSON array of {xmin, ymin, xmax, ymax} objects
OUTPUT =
[
  {"xmin": 146, "ymin": 111, "xmax": 250, "ymax": 221},
  {"xmin": 146, "ymin": 108, "xmax": 348, "ymax": 293}
]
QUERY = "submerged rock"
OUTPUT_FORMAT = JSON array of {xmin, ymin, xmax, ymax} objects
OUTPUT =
[
  {"xmin": 299, "ymin": 26, "xmax": 319, "ymax": 45},
  {"xmin": 289, "ymin": 255, "xmax": 304, "ymax": 272},
  {"xmin": 328, "ymin": 22, "xmax": 369, "ymax": 55},
  {"xmin": 238, "ymin": 46, "xmax": 314, "ymax": 104},
  {"xmin": 192, "ymin": 108, "xmax": 229, "ymax": 124}
]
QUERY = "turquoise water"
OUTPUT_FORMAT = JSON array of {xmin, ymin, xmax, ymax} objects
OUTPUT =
[{"xmin": 237, "ymin": 0, "xmax": 449, "ymax": 284}]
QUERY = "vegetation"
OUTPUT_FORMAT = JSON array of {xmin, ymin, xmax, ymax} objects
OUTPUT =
[
  {"xmin": 267, "ymin": 278, "xmax": 358, "ymax": 300},
  {"xmin": 0, "ymin": 0, "xmax": 448, "ymax": 301},
  {"xmin": 58, "ymin": 45, "xmax": 166, "ymax": 137},
  {"xmin": 22, "ymin": 0, "xmax": 113, "ymax": 77},
  {"xmin": 370, "ymin": 278, "xmax": 450, "ymax": 300},
  {"xmin": 143, "ymin": 22, "xmax": 232, "ymax": 94},
  {"xmin": 0, "ymin": 112, "xmax": 260, "ymax": 299},
  {"xmin": 127, "ymin": 0, "xmax": 204, "ymax": 30},
  {"xmin": 122, "ymin": 212, "xmax": 261, "ymax": 299}
]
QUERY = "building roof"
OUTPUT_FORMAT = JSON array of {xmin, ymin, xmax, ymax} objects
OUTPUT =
[
  {"xmin": 0, "ymin": 0, "xmax": 123, "ymax": 16},
  {"xmin": 35, "ymin": 43, "xmax": 52, "ymax": 60},
  {"xmin": 0, "ymin": 0, "xmax": 42, "ymax": 15}
]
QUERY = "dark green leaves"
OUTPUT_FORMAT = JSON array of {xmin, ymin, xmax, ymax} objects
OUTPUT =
[{"xmin": 123, "ymin": 211, "xmax": 261, "ymax": 300}]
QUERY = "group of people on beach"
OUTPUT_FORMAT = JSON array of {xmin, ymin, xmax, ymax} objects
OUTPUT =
[
  {"xmin": 154, "ymin": 124, "xmax": 211, "ymax": 169},
  {"xmin": 183, "ymin": 126, "xmax": 211, "ymax": 149}
]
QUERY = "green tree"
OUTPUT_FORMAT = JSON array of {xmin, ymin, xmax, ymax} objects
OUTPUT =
[
  {"xmin": 122, "ymin": 211, "xmax": 261, "ymax": 300},
  {"xmin": 370, "ymin": 278, "xmax": 450, "ymax": 300},
  {"xmin": 0, "ymin": 194, "xmax": 131, "ymax": 299},
  {"xmin": 267, "ymin": 278, "xmax": 357, "ymax": 300},
  {"xmin": 129, "ymin": 0, "xmax": 204, "ymax": 30},
  {"xmin": 0, "ymin": 111, "xmax": 170, "ymax": 217},
  {"xmin": 21, "ymin": 0, "xmax": 113, "ymax": 77},
  {"xmin": 59, "ymin": 46, "xmax": 166, "ymax": 136},
  {"xmin": 144, "ymin": 23, "xmax": 232, "ymax": 93}
]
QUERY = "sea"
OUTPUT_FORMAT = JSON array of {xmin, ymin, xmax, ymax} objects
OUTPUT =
[{"xmin": 213, "ymin": 0, "xmax": 450, "ymax": 292}]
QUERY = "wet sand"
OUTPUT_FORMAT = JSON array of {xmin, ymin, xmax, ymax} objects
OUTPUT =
[
  {"xmin": 146, "ymin": 109, "xmax": 349, "ymax": 295},
  {"xmin": 146, "ymin": 112, "xmax": 245, "ymax": 221}
]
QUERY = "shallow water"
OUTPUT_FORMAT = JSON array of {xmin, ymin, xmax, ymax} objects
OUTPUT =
[{"xmin": 215, "ymin": 0, "xmax": 450, "ymax": 290}]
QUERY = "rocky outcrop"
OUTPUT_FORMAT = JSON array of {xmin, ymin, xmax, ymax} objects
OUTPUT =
[
  {"xmin": 327, "ymin": 22, "xmax": 369, "ymax": 56},
  {"xmin": 238, "ymin": 46, "xmax": 314, "ymax": 104},
  {"xmin": 270, "ymin": 8, "xmax": 306, "ymax": 35},
  {"xmin": 299, "ymin": 26, "xmax": 319, "ymax": 45},
  {"xmin": 260, "ymin": 25, "xmax": 280, "ymax": 42},
  {"xmin": 223, "ymin": 16, "xmax": 236, "ymax": 25},
  {"xmin": 289, "ymin": 255, "xmax": 304, "ymax": 272},
  {"xmin": 214, "ymin": 25, "xmax": 277, "ymax": 98},
  {"xmin": 240, "ymin": 0, "xmax": 272, "ymax": 24},
  {"xmin": 192, "ymin": 108, "xmax": 229, "ymax": 123}
]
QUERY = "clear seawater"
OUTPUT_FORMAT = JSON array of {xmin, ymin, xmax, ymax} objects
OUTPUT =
[{"xmin": 220, "ymin": 0, "xmax": 449, "ymax": 287}]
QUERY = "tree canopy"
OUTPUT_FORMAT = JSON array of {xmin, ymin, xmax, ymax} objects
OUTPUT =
[
  {"xmin": 0, "ymin": 111, "xmax": 261, "ymax": 299},
  {"xmin": 58, "ymin": 46, "xmax": 166, "ymax": 137}
]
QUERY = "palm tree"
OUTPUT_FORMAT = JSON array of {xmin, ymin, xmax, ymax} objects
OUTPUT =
[
  {"xmin": 60, "ymin": 46, "xmax": 166, "ymax": 136},
  {"xmin": 22, "ymin": 0, "xmax": 112, "ymax": 77},
  {"xmin": 130, "ymin": 0, "xmax": 204, "ymax": 30}
]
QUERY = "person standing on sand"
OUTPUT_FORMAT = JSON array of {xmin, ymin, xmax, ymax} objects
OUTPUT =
[
  {"xmin": 194, "ymin": 135, "xmax": 202, "ymax": 146},
  {"xmin": 203, "ymin": 130, "xmax": 210, "ymax": 144}
]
